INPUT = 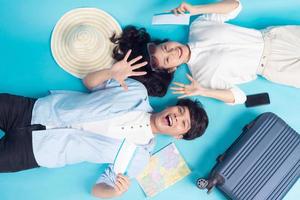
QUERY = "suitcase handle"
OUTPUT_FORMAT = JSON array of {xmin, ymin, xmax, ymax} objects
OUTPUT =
[{"xmin": 217, "ymin": 116, "xmax": 260, "ymax": 163}]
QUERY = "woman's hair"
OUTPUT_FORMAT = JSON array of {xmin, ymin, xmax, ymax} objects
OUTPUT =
[{"xmin": 110, "ymin": 25, "xmax": 174, "ymax": 97}]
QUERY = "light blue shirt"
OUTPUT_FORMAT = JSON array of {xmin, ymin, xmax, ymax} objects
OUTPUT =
[{"xmin": 30, "ymin": 78, "xmax": 154, "ymax": 186}]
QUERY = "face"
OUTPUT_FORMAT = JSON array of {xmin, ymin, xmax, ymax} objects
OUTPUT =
[
  {"xmin": 151, "ymin": 106, "xmax": 191, "ymax": 139},
  {"xmin": 149, "ymin": 41, "xmax": 190, "ymax": 72}
]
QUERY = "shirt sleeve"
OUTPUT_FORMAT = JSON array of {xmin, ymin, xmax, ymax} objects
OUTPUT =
[
  {"xmin": 95, "ymin": 164, "xmax": 117, "ymax": 187},
  {"xmin": 210, "ymin": 78, "xmax": 246, "ymax": 105},
  {"xmin": 228, "ymin": 86, "xmax": 247, "ymax": 105},
  {"xmin": 195, "ymin": 0, "xmax": 242, "ymax": 23},
  {"xmin": 91, "ymin": 78, "xmax": 146, "ymax": 92},
  {"xmin": 90, "ymin": 79, "xmax": 112, "ymax": 91}
]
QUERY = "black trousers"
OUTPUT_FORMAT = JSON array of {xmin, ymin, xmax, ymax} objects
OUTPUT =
[{"xmin": 0, "ymin": 93, "xmax": 44, "ymax": 172}]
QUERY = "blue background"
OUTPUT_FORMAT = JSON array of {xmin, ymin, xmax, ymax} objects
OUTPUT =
[{"xmin": 0, "ymin": 0, "xmax": 299, "ymax": 200}]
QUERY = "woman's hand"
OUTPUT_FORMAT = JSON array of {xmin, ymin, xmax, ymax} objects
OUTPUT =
[
  {"xmin": 169, "ymin": 2, "xmax": 197, "ymax": 15},
  {"xmin": 169, "ymin": 0, "xmax": 240, "ymax": 16},
  {"xmin": 111, "ymin": 49, "xmax": 147, "ymax": 91},
  {"xmin": 171, "ymin": 73, "xmax": 237, "ymax": 103},
  {"xmin": 113, "ymin": 174, "xmax": 131, "ymax": 196},
  {"xmin": 171, "ymin": 74, "xmax": 207, "ymax": 98}
]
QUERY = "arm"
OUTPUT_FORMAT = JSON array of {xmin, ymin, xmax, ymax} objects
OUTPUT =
[
  {"xmin": 171, "ymin": 74, "xmax": 244, "ymax": 104},
  {"xmin": 170, "ymin": 0, "xmax": 240, "ymax": 16},
  {"xmin": 92, "ymin": 145, "xmax": 151, "ymax": 198},
  {"xmin": 83, "ymin": 50, "xmax": 147, "ymax": 91},
  {"xmin": 198, "ymin": 87, "xmax": 235, "ymax": 103},
  {"xmin": 83, "ymin": 68, "xmax": 113, "ymax": 91},
  {"xmin": 172, "ymin": 83, "xmax": 235, "ymax": 103},
  {"xmin": 92, "ymin": 174, "xmax": 130, "ymax": 199}
]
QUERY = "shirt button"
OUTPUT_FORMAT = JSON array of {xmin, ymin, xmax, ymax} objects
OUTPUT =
[
  {"xmin": 121, "ymin": 127, "xmax": 124, "ymax": 130},
  {"xmin": 146, "ymin": 124, "xmax": 149, "ymax": 127},
  {"xmin": 263, "ymin": 55, "xmax": 266, "ymax": 59},
  {"xmin": 261, "ymin": 64, "xmax": 264, "ymax": 67},
  {"xmin": 131, "ymin": 126, "xmax": 133, "ymax": 129},
  {"xmin": 139, "ymin": 125, "xmax": 142, "ymax": 128}
]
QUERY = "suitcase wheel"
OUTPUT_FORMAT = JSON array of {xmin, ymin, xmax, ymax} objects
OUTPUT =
[{"xmin": 196, "ymin": 178, "xmax": 208, "ymax": 189}]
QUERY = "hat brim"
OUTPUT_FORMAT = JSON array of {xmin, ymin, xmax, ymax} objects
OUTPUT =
[{"xmin": 51, "ymin": 8, "xmax": 122, "ymax": 78}]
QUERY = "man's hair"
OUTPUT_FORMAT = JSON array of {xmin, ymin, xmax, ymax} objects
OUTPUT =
[
  {"xmin": 177, "ymin": 99, "xmax": 209, "ymax": 140},
  {"xmin": 110, "ymin": 25, "xmax": 173, "ymax": 97}
]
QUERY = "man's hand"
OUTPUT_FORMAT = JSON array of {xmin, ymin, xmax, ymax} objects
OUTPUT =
[
  {"xmin": 111, "ymin": 49, "xmax": 147, "ymax": 91},
  {"xmin": 91, "ymin": 174, "xmax": 131, "ymax": 198},
  {"xmin": 113, "ymin": 174, "xmax": 131, "ymax": 196}
]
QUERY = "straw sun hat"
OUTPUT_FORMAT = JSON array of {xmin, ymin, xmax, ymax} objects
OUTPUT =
[{"xmin": 51, "ymin": 8, "xmax": 122, "ymax": 78}]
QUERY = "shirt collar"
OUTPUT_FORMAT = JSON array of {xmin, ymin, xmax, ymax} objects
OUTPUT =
[{"xmin": 125, "ymin": 112, "xmax": 154, "ymax": 145}]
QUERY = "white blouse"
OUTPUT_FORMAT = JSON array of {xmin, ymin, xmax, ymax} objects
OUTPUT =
[{"xmin": 187, "ymin": 1, "xmax": 264, "ymax": 104}]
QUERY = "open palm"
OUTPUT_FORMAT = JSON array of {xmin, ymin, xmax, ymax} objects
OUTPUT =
[
  {"xmin": 111, "ymin": 50, "xmax": 147, "ymax": 90},
  {"xmin": 171, "ymin": 74, "xmax": 205, "ymax": 98}
]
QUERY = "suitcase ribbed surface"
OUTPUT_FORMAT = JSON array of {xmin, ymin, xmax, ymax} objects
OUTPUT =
[
  {"xmin": 267, "ymin": 160, "xmax": 300, "ymax": 200},
  {"xmin": 216, "ymin": 113, "xmax": 300, "ymax": 200},
  {"xmin": 222, "ymin": 116, "xmax": 278, "ymax": 179}
]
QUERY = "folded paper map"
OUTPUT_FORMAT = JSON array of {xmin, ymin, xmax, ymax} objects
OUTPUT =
[{"xmin": 137, "ymin": 143, "xmax": 191, "ymax": 197}]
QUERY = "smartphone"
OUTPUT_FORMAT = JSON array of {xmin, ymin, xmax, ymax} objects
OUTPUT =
[{"xmin": 245, "ymin": 93, "xmax": 270, "ymax": 107}]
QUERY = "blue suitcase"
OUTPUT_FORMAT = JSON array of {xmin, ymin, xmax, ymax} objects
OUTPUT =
[{"xmin": 197, "ymin": 112, "xmax": 300, "ymax": 200}]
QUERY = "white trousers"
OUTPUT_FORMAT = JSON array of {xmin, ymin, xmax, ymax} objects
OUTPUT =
[{"xmin": 257, "ymin": 26, "xmax": 300, "ymax": 88}]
